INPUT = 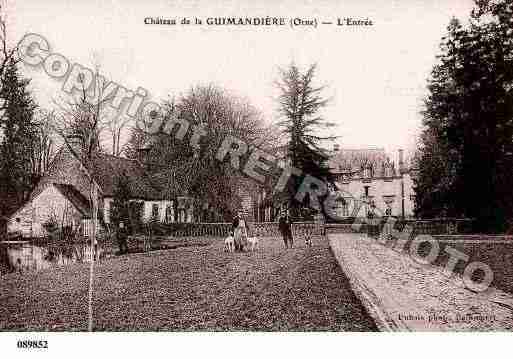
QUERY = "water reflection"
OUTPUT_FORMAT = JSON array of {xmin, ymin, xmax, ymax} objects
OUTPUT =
[{"xmin": 0, "ymin": 241, "xmax": 105, "ymax": 275}]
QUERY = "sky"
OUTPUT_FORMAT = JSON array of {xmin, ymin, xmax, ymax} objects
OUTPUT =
[{"xmin": 6, "ymin": 0, "xmax": 476, "ymax": 157}]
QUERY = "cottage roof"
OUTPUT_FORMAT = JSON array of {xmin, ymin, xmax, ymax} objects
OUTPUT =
[
  {"xmin": 34, "ymin": 147, "xmax": 167, "ymax": 202},
  {"xmin": 89, "ymin": 153, "xmax": 163, "ymax": 200},
  {"xmin": 53, "ymin": 183, "xmax": 91, "ymax": 216},
  {"xmin": 151, "ymin": 169, "xmax": 189, "ymax": 199}
]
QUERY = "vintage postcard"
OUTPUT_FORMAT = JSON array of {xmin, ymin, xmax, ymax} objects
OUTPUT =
[{"xmin": 1, "ymin": 0, "xmax": 513, "ymax": 355}]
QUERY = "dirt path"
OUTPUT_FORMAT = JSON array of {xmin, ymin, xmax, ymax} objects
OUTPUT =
[{"xmin": 0, "ymin": 235, "xmax": 376, "ymax": 331}]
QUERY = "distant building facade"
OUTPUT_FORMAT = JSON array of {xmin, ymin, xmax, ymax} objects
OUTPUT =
[
  {"xmin": 327, "ymin": 145, "xmax": 416, "ymax": 220},
  {"xmin": 236, "ymin": 145, "xmax": 417, "ymax": 222}
]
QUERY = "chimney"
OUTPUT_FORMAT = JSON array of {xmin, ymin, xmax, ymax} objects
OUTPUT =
[
  {"xmin": 333, "ymin": 143, "xmax": 340, "ymax": 152},
  {"xmin": 398, "ymin": 149, "xmax": 404, "ymax": 173}
]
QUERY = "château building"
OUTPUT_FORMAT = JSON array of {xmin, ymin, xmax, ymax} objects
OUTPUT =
[
  {"xmin": 327, "ymin": 145, "xmax": 416, "ymax": 220},
  {"xmin": 239, "ymin": 144, "xmax": 417, "ymax": 223}
]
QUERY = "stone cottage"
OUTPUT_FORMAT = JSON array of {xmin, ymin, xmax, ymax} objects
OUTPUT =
[{"xmin": 7, "ymin": 147, "xmax": 194, "ymax": 238}]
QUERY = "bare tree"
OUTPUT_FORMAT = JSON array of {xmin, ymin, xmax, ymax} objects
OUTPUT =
[
  {"xmin": 53, "ymin": 67, "xmax": 115, "ymax": 163},
  {"xmin": 50, "ymin": 65, "xmax": 114, "ymax": 333},
  {"xmin": 30, "ymin": 109, "xmax": 56, "ymax": 180},
  {"xmin": 107, "ymin": 112, "xmax": 132, "ymax": 156}
]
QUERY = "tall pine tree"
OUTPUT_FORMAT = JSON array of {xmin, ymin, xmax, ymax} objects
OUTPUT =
[
  {"xmin": 0, "ymin": 58, "xmax": 38, "ymax": 216},
  {"xmin": 275, "ymin": 63, "xmax": 337, "ymax": 218}
]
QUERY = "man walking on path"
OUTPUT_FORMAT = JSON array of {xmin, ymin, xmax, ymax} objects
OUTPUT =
[{"xmin": 278, "ymin": 209, "xmax": 293, "ymax": 249}]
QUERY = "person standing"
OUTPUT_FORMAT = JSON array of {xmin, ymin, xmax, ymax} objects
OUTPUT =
[
  {"xmin": 116, "ymin": 221, "xmax": 129, "ymax": 255},
  {"xmin": 232, "ymin": 211, "xmax": 248, "ymax": 252},
  {"xmin": 278, "ymin": 209, "xmax": 293, "ymax": 249}
]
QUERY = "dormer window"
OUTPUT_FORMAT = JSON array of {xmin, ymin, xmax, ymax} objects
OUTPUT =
[
  {"xmin": 165, "ymin": 203, "xmax": 174, "ymax": 223},
  {"xmin": 384, "ymin": 164, "xmax": 393, "ymax": 177},
  {"xmin": 382, "ymin": 157, "xmax": 395, "ymax": 178}
]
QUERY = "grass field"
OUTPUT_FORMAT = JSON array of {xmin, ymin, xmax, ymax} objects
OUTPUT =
[{"xmin": 0, "ymin": 235, "xmax": 376, "ymax": 331}]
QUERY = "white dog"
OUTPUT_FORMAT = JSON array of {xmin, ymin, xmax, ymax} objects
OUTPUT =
[
  {"xmin": 247, "ymin": 237, "xmax": 259, "ymax": 252},
  {"xmin": 224, "ymin": 235, "xmax": 235, "ymax": 252}
]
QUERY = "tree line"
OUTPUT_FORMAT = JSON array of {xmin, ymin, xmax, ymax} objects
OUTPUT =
[
  {"xmin": 0, "ymin": 1, "xmax": 337, "ymax": 224},
  {"xmin": 415, "ymin": 0, "xmax": 513, "ymax": 233}
]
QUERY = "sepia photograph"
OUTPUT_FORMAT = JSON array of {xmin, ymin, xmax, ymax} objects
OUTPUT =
[{"xmin": 1, "ymin": 0, "xmax": 513, "ymax": 356}]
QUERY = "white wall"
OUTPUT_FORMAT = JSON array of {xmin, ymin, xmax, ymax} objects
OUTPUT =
[
  {"xmin": 333, "ymin": 173, "xmax": 415, "ymax": 218},
  {"xmin": 143, "ymin": 200, "xmax": 174, "ymax": 223},
  {"xmin": 7, "ymin": 185, "xmax": 82, "ymax": 237},
  {"xmin": 104, "ymin": 198, "xmax": 177, "ymax": 224},
  {"xmin": 103, "ymin": 197, "xmax": 113, "ymax": 224}
]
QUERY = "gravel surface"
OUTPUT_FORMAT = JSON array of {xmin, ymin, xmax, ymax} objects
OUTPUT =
[
  {"xmin": 0, "ymin": 235, "xmax": 376, "ymax": 331},
  {"xmin": 330, "ymin": 233, "xmax": 513, "ymax": 331}
]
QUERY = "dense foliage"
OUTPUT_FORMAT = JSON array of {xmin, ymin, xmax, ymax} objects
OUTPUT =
[
  {"xmin": 0, "ymin": 58, "xmax": 38, "ymax": 215},
  {"xmin": 126, "ymin": 85, "xmax": 278, "ymax": 221},
  {"xmin": 416, "ymin": 0, "xmax": 513, "ymax": 232}
]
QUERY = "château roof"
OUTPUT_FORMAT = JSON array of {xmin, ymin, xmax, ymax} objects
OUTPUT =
[{"xmin": 328, "ymin": 148, "xmax": 398, "ymax": 178}]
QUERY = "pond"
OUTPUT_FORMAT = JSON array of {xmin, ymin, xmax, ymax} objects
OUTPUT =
[
  {"xmin": 0, "ymin": 240, "xmax": 106, "ymax": 275},
  {"xmin": 0, "ymin": 236, "xmax": 216, "ymax": 276}
]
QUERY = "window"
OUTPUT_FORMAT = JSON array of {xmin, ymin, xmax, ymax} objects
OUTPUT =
[
  {"xmin": 383, "ymin": 196, "xmax": 395, "ymax": 216},
  {"xmin": 151, "ymin": 203, "xmax": 159, "ymax": 220},
  {"xmin": 129, "ymin": 201, "xmax": 144, "ymax": 222},
  {"xmin": 366, "ymin": 197, "xmax": 375, "ymax": 218},
  {"xmin": 341, "ymin": 201, "xmax": 349, "ymax": 217},
  {"xmin": 165, "ymin": 204, "xmax": 174, "ymax": 223},
  {"xmin": 106, "ymin": 201, "xmax": 112, "ymax": 224},
  {"xmin": 368, "ymin": 198, "xmax": 375, "ymax": 209},
  {"xmin": 177, "ymin": 196, "xmax": 186, "ymax": 209},
  {"xmin": 335, "ymin": 197, "xmax": 349, "ymax": 217},
  {"xmin": 364, "ymin": 186, "xmax": 370, "ymax": 197},
  {"xmin": 384, "ymin": 164, "xmax": 393, "ymax": 178}
]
